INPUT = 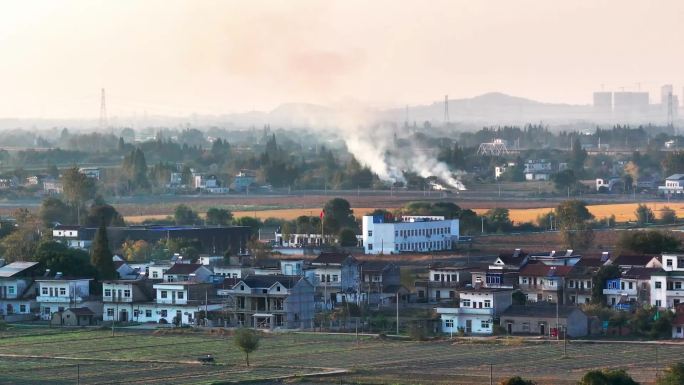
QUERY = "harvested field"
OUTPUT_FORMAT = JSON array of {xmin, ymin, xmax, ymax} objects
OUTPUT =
[
  {"xmin": 475, "ymin": 202, "xmax": 684, "ymax": 224},
  {"xmin": 125, "ymin": 201, "xmax": 684, "ymax": 225},
  {"xmin": 0, "ymin": 327, "xmax": 680, "ymax": 384}
]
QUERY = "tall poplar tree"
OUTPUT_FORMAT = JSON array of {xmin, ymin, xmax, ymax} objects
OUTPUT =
[{"xmin": 91, "ymin": 225, "xmax": 116, "ymax": 279}]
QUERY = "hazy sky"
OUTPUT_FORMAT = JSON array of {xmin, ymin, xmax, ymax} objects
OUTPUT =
[{"xmin": 1, "ymin": 0, "xmax": 684, "ymax": 119}]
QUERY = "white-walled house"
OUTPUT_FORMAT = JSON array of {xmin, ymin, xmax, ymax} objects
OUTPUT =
[
  {"xmin": 36, "ymin": 278, "xmax": 102, "ymax": 320},
  {"xmin": 101, "ymin": 279, "xmax": 154, "ymax": 323},
  {"xmin": 659, "ymin": 174, "xmax": 684, "ymax": 195},
  {"xmin": 362, "ymin": 215, "xmax": 459, "ymax": 255},
  {"xmin": 414, "ymin": 266, "xmax": 469, "ymax": 303},
  {"xmin": 0, "ymin": 262, "xmax": 41, "ymax": 320},
  {"xmin": 163, "ymin": 263, "xmax": 212, "ymax": 283},
  {"xmin": 435, "ymin": 288, "xmax": 513, "ymax": 335},
  {"xmin": 651, "ymin": 254, "xmax": 684, "ymax": 309},
  {"xmin": 147, "ymin": 262, "xmax": 173, "ymax": 280}
]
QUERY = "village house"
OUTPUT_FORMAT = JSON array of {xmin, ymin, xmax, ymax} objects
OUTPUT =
[
  {"xmin": 101, "ymin": 279, "xmax": 154, "ymax": 323},
  {"xmin": 220, "ymin": 275, "xmax": 314, "ymax": 329},
  {"xmin": 309, "ymin": 252, "xmax": 360, "ymax": 308},
  {"xmin": 415, "ymin": 265, "xmax": 470, "ymax": 303},
  {"xmin": 523, "ymin": 159, "xmax": 552, "ymax": 181},
  {"xmin": 0, "ymin": 262, "xmax": 41, "ymax": 321},
  {"xmin": 651, "ymin": 254, "xmax": 684, "ymax": 309},
  {"xmin": 50, "ymin": 307, "xmax": 96, "ymax": 327},
  {"xmin": 658, "ymin": 174, "xmax": 684, "ymax": 195},
  {"xmin": 529, "ymin": 250, "xmax": 581, "ymax": 267},
  {"xmin": 163, "ymin": 263, "xmax": 213, "ymax": 283},
  {"xmin": 603, "ymin": 267, "xmax": 657, "ymax": 309},
  {"xmin": 565, "ymin": 266, "xmax": 594, "ymax": 305},
  {"xmin": 518, "ymin": 264, "xmax": 572, "ymax": 303},
  {"xmin": 358, "ymin": 261, "xmax": 406, "ymax": 306},
  {"xmin": 435, "ymin": 287, "xmax": 513, "ymax": 335},
  {"xmin": 500, "ymin": 304, "xmax": 589, "ymax": 337},
  {"xmin": 672, "ymin": 305, "xmax": 684, "ymax": 338},
  {"xmin": 607, "ymin": 254, "xmax": 661, "ymax": 271},
  {"xmin": 130, "ymin": 282, "xmax": 222, "ymax": 325},
  {"xmin": 36, "ymin": 277, "xmax": 102, "ymax": 321},
  {"xmin": 468, "ymin": 249, "xmax": 530, "ymax": 290}
]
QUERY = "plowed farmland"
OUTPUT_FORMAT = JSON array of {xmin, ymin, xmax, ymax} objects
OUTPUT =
[{"xmin": 0, "ymin": 327, "xmax": 680, "ymax": 384}]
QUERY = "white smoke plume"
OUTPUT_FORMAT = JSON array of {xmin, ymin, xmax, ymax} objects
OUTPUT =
[{"xmin": 330, "ymin": 104, "xmax": 465, "ymax": 190}]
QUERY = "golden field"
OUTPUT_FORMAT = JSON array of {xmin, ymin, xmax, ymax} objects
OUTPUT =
[
  {"xmin": 125, "ymin": 202, "xmax": 684, "ymax": 225},
  {"xmin": 475, "ymin": 202, "xmax": 684, "ymax": 224}
]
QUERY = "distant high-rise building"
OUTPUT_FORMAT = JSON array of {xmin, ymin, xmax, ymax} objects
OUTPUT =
[
  {"xmin": 613, "ymin": 91, "xmax": 649, "ymax": 121},
  {"xmin": 593, "ymin": 92, "xmax": 612, "ymax": 111}
]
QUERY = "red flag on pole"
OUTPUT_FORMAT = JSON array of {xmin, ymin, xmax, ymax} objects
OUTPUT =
[{"xmin": 319, "ymin": 210, "xmax": 325, "ymax": 219}]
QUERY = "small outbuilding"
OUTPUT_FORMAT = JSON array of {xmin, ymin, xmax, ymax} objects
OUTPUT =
[
  {"xmin": 50, "ymin": 307, "xmax": 96, "ymax": 327},
  {"xmin": 500, "ymin": 304, "xmax": 588, "ymax": 337}
]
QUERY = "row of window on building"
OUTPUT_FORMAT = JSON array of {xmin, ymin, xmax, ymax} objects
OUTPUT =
[
  {"xmin": 393, "ymin": 240, "xmax": 452, "ymax": 252},
  {"xmin": 394, "ymin": 227, "xmax": 451, "ymax": 238}
]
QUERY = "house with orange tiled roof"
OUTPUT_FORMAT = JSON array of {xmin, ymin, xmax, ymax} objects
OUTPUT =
[{"xmin": 518, "ymin": 263, "xmax": 573, "ymax": 304}]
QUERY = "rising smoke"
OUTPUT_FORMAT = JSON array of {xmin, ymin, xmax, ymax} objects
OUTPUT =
[{"xmin": 331, "ymin": 106, "xmax": 465, "ymax": 190}]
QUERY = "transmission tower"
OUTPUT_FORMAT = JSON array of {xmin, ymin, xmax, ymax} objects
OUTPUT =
[
  {"xmin": 668, "ymin": 92, "xmax": 674, "ymax": 128},
  {"xmin": 99, "ymin": 88, "xmax": 108, "ymax": 130},
  {"xmin": 444, "ymin": 95, "xmax": 449, "ymax": 123}
]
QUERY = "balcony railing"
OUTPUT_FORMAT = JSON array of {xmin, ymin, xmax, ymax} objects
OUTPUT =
[
  {"xmin": 415, "ymin": 280, "xmax": 463, "ymax": 288},
  {"xmin": 435, "ymin": 306, "xmax": 494, "ymax": 316}
]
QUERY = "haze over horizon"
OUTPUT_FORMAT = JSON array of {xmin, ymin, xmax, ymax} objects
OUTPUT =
[{"xmin": 2, "ymin": 0, "xmax": 684, "ymax": 120}]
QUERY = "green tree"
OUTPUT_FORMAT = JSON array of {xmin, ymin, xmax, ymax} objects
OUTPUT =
[
  {"xmin": 635, "ymin": 204, "xmax": 654, "ymax": 225},
  {"xmin": 61, "ymin": 166, "xmax": 96, "ymax": 215},
  {"xmin": 662, "ymin": 151, "xmax": 684, "ymax": 177},
  {"xmin": 656, "ymin": 362, "xmax": 684, "ymax": 385},
  {"xmin": 551, "ymin": 169, "xmax": 579, "ymax": 194},
  {"xmin": 485, "ymin": 208, "xmax": 512, "ymax": 232},
  {"xmin": 570, "ymin": 136, "xmax": 588, "ymax": 173},
  {"xmin": 0, "ymin": 209, "xmax": 40, "ymax": 262},
  {"xmin": 174, "ymin": 204, "xmax": 200, "ymax": 225},
  {"xmin": 85, "ymin": 201, "xmax": 125, "ymax": 227},
  {"xmin": 338, "ymin": 228, "xmax": 358, "ymax": 247},
  {"xmin": 39, "ymin": 197, "xmax": 73, "ymax": 227},
  {"xmin": 323, "ymin": 198, "xmax": 356, "ymax": 234},
  {"xmin": 616, "ymin": 230, "xmax": 681, "ymax": 254},
  {"xmin": 234, "ymin": 328, "xmax": 260, "ymax": 367},
  {"xmin": 660, "ymin": 206, "xmax": 677, "ymax": 224},
  {"xmin": 592, "ymin": 265, "xmax": 621, "ymax": 305},
  {"xmin": 35, "ymin": 240, "xmax": 97, "ymax": 277},
  {"xmin": 500, "ymin": 376, "xmax": 536, "ymax": 385},
  {"xmin": 578, "ymin": 369, "xmax": 638, "ymax": 385},
  {"xmin": 555, "ymin": 200, "xmax": 595, "ymax": 250},
  {"xmin": 234, "ymin": 217, "xmax": 261, "ymax": 235},
  {"xmin": 205, "ymin": 207, "xmax": 233, "ymax": 225},
  {"xmin": 91, "ymin": 224, "xmax": 116, "ymax": 280},
  {"xmin": 121, "ymin": 148, "xmax": 150, "ymax": 191}
]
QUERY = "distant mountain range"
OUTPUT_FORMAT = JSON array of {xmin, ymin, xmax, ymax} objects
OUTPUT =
[{"xmin": 0, "ymin": 92, "xmax": 669, "ymax": 131}]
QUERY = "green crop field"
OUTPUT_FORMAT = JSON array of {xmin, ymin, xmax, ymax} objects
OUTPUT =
[{"xmin": 0, "ymin": 327, "xmax": 681, "ymax": 384}]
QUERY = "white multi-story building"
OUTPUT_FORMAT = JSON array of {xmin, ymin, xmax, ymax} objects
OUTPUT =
[
  {"xmin": 652, "ymin": 254, "xmax": 684, "ymax": 309},
  {"xmin": 435, "ymin": 288, "xmax": 513, "ymax": 335},
  {"xmin": 659, "ymin": 174, "xmax": 684, "ymax": 195},
  {"xmin": 36, "ymin": 277, "xmax": 102, "ymax": 320},
  {"xmin": 361, "ymin": 215, "xmax": 459, "ymax": 255}
]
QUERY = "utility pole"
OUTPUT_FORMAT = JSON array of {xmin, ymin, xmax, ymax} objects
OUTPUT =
[
  {"xmin": 396, "ymin": 291, "xmax": 399, "ymax": 335},
  {"xmin": 489, "ymin": 363, "xmax": 493, "ymax": 385},
  {"xmin": 563, "ymin": 326, "xmax": 567, "ymax": 358},
  {"xmin": 77, "ymin": 363, "xmax": 80, "ymax": 385}
]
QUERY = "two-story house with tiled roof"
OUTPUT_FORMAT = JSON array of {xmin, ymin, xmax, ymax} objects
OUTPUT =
[
  {"xmin": 163, "ymin": 263, "xmax": 213, "ymax": 283},
  {"xmin": 220, "ymin": 275, "xmax": 314, "ymax": 329},
  {"xmin": 518, "ymin": 264, "xmax": 573, "ymax": 303},
  {"xmin": 36, "ymin": 277, "xmax": 102, "ymax": 320}
]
